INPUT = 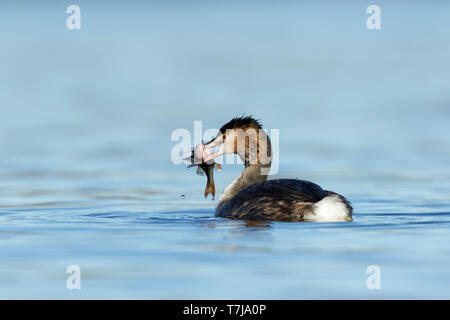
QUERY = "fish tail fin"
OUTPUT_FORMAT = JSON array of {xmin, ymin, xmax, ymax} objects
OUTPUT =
[{"xmin": 204, "ymin": 178, "xmax": 216, "ymax": 199}]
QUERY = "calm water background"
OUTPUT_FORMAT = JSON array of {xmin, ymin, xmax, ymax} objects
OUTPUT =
[{"xmin": 0, "ymin": 1, "xmax": 450, "ymax": 299}]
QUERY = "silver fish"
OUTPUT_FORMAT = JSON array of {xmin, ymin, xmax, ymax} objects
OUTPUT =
[{"xmin": 186, "ymin": 146, "xmax": 222, "ymax": 199}]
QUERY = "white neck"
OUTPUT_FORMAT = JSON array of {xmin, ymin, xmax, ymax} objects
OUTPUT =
[
  {"xmin": 216, "ymin": 127, "xmax": 272, "ymax": 207},
  {"xmin": 217, "ymin": 164, "xmax": 268, "ymax": 206}
]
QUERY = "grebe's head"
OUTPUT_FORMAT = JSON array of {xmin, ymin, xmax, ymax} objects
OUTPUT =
[{"xmin": 203, "ymin": 116, "xmax": 271, "ymax": 168}]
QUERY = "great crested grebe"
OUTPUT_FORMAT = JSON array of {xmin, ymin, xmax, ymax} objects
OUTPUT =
[{"xmin": 194, "ymin": 116, "xmax": 353, "ymax": 222}]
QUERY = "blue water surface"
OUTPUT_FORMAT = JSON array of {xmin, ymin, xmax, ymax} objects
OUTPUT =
[{"xmin": 0, "ymin": 1, "xmax": 449, "ymax": 299}]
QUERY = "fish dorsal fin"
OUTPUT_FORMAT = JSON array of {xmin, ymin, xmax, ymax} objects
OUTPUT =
[{"xmin": 196, "ymin": 166, "xmax": 205, "ymax": 176}]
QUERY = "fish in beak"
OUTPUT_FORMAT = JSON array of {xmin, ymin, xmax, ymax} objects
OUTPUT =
[
  {"xmin": 185, "ymin": 143, "xmax": 222, "ymax": 199},
  {"xmin": 202, "ymin": 134, "xmax": 225, "ymax": 163}
]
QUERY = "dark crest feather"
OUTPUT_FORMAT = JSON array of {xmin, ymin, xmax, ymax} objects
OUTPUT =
[{"xmin": 219, "ymin": 115, "xmax": 262, "ymax": 133}]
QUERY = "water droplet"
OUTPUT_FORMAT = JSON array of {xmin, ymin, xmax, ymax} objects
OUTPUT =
[{"xmin": 180, "ymin": 195, "xmax": 185, "ymax": 199}]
